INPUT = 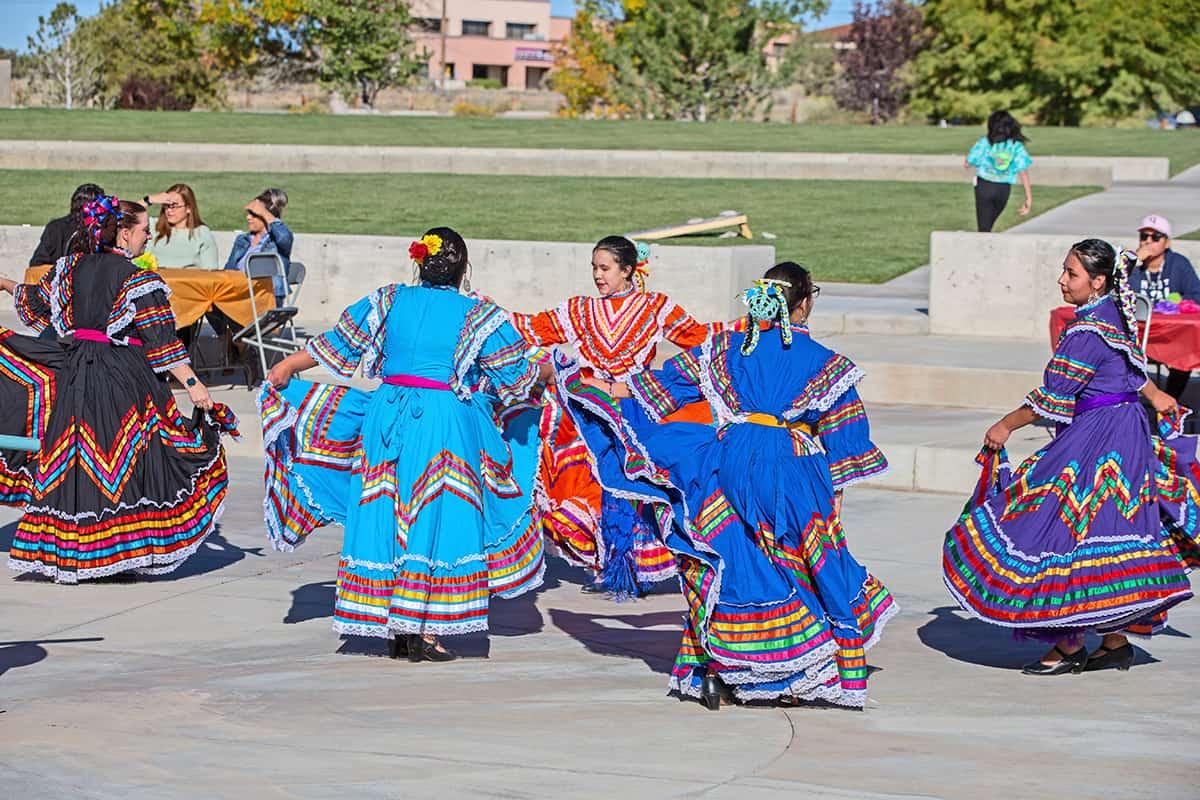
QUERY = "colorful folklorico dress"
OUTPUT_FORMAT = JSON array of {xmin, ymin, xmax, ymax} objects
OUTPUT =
[
  {"xmin": 944, "ymin": 295, "xmax": 1195, "ymax": 640},
  {"xmin": 511, "ymin": 289, "xmax": 714, "ymax": 596},
  {"xmin": 561, "ymin": 323, "xmax": 897, "ymax": 706},
  {"xmin": 259, "ymin": 283, "xmax": 545, "ymax": 638},
  {"xmin": 0, "ymin": 252, "xmax": 237, "ymax": 583}
]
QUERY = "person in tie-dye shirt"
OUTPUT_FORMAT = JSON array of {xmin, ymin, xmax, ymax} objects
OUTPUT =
[{"xmin": 965, "ymin": 110, "xmax": 1034, "ymax": 232}]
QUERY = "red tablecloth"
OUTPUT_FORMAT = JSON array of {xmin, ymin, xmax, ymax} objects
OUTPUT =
[{"xmin": 1050, "ymin": 306, "xmax": 1200, "ymax": 372}]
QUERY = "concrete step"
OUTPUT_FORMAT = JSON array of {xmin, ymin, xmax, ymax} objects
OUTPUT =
[
  {"xmin": 859, "ymin": 403, "xmax": 1049, "ymax": 495},
  {"xmin": 824, "ymin": 332, "xmax": 1049, "ymax": 411},
  {"xmin": 809, "ymin": 295, "xmax": 929, "ymax": 336}
]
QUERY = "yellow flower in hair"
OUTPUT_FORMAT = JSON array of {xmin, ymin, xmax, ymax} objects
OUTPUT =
[{"xmin": 422, "ymin": 234, "xmax": 443, "ymax": 257}]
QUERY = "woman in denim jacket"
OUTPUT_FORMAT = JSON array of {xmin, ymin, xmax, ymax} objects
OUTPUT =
[{"xmin": 225, "ymin": 188, "xmax": 293, "ymax": 303}]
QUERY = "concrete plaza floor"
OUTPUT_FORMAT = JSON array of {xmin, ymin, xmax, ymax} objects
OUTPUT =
[{"xmin": 1, "ymin": 451, "xmax": 1196, "ymax": 800}]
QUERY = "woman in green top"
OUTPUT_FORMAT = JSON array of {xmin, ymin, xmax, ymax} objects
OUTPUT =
[
  {"xmin": 144, "ymin": 183, "xmax": 220, "ymax": 268},
  {"xmin": 965, "ymin": 111, "xmax": 1034, "ymax": 233}
]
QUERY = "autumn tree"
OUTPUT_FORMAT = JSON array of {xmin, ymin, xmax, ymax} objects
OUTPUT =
[
  {"xmin": 308, "ymin": 0, "xmax": 426, "ymax": 109},
  {"xmin": 834, "ymin": 0, "xmax": 925, "ymax": 124},
  {"xmin": 26, "ymin": 3, "xmax": 98, "ymax": 109}
]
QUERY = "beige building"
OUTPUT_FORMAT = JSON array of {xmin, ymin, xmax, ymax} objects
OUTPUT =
[{"xmin": 411, "ymin": 0, "xmax": 573, "ymax": 90}]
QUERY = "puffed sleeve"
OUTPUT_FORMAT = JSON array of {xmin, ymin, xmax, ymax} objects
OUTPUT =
[
  {"xmin": 661, "ymin": 302, "xmax": 710, "ymax": 349},
  {"xmin": 306, "ymin": 284, "xmax": 396, "ymax": 378},
  {"xmin": 817, "ymin": 385, "xmax": 888, "ymax": 490},
  {"xmin": 1024, "ymin": 330, "xmax": 1105, "ymax": 424},
  {"xmin": 111, "ymin": 270, "xmax": 188, "ymax": 373},
  {"xmin": 627, "ymin": 347, "xmax": 706, "ymax": 422},
  {"xmin": 510, "ymin": 308, "xmax": 568, "ymax": 347},
  {"xmin": 477, "ymin": 320, "xmax": 539, "ymax": 406},
  {"xmin": 13, "ymin": 264, "xmax": 56, "ymax": 332}
]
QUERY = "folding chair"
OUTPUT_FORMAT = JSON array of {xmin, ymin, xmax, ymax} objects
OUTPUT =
[{"xmin": 232, "ymin": 253, "xmax": 305, "ymax": 386}]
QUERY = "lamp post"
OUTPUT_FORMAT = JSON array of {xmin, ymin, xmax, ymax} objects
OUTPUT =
[{"xmin": 440, "ymin": 0, "xmax": 448, "ymax": 91}]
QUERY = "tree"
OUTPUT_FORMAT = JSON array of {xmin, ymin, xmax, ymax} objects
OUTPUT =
[
  {"xmin": 834, "ymin": 0, "xmax": 925, "ymax": 124},
  {"xmin": 26, "ymin": 3, "xmax": 98, "ymax": 109},
  {"xmin": 200, "ymin": 0, "xmax": 315, "ymax": 83},
  {"xmin": 581, "ymin": 0, "xmax": 829, "ymax": 121},
  {"xmin": 308, "ymin": 0, "xmax": 425, "ymax": 109},
  {"xmin": 909, "ymin": 0, "xmax": 1200, "ymax": 125},
  {"xmin": 549, "ymin": 7, "xmax": 621, "ymax": 117}
]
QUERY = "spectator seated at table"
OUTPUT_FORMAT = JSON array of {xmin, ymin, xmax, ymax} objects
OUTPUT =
[
  {"xmin": 1129, "ymin": 214, "xmax": 1200, "ymax": 399},
  {"xmin": 224, "ymin": 188, "xmax": 293, "ymax": 305},
  {"xmin": 144, "ymin": 183, "xmax": 219, "ymax": 268},
  {"xmin": 28, "ymin": 182, "xmax": 105, "ymax": 267}
]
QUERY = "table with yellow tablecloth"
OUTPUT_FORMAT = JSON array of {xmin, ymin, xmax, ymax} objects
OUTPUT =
[{"xmin": 24, "ymin": 265, "xmax": 275, "ymax": 329}]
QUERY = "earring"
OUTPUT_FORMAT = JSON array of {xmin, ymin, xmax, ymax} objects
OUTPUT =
[{"xmin": 462, "ymin": 263, "xmax": 473, "ymax": 295}]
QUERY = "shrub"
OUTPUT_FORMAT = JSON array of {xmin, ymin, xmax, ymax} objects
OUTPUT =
[
  {"xmin": 466, "ymin": 78, "xmax": 503, "ymax": 90},
  {"xmin": 451, "ymin": 100, "xmax": 496, "ymax": 118}
]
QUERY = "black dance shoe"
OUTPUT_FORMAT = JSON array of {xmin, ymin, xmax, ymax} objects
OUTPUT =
[
  {"xmin": 387, "ymin": 635, "xmax": 408, "ymax": 659},
  {"xmin": 1021, "ymin": 645, "xmax": 1088, "ymax": 676},
  {"xmin": 406, "ymin": 634, "xmax": 457, "ymax": 663},
  {"xmin": 1083, "ymin": 643, "xmax": 1135, "ymax": 672},
  {"xmin": 700, "ymin": 673, "xmax": 728, "ymax": 711}
]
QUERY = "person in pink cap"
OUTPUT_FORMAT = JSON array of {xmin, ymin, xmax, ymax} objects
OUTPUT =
[{"xmin": 1128, "ymin": 214, "xmax": 1200, "ymax": 398}]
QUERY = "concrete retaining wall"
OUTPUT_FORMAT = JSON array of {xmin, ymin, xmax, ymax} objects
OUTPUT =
[
  {"xmin": 0, "ymin": 139, "xmax": 1167, "ymax": 185},
  {"xmin": 929, "ymin": 231, "xmax": 1200, "ymax": 340},
  {"xmin": 0, "ymin": 225, "xmax": 772, "ymax": 328}
]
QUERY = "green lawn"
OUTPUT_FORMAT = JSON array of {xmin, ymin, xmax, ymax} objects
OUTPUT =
[
  {"xmin": 0, "ymin": 169, "xmax": 1095, "ymax": 283},
  {"xmin": 2, "ymin": 109, "xmax": 1198, "ymax": 173}
]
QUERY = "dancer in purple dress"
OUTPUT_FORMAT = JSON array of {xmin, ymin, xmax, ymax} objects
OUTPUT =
[{"xmin": 944, "ymin": 240, "xmax": 1195, "ymax": 675}]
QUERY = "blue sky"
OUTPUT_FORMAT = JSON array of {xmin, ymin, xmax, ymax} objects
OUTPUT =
[{"xmin": 0, "ymin": 0, "xmax": 857, "ymax": 52}]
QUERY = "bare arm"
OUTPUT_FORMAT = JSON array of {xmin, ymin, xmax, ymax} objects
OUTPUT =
[
  {"xmin": 1018, "ymin": 172, "xmax": 1033, "ymax": 215},
  {"xmin": 0, "ymin": 276, "xmax": 16, "ymax": 294},
  {"xmin": 1141, "ymin": 379, "xmax": 1179, "ymax": 415},
  {"xmin": 167, "ymin": 363, "xmax": 214, "ymax": 411},
  {"xmin": 266, "ymin": 351, "xmax": 318, "ymax": 389},
  {"xmin": 984, "ymin": 405, "xmax": 1037, "ymax": 450}
]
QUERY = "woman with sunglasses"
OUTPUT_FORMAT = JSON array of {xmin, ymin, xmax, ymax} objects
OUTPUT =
[
  {"xmin": 1127, "ymin": 215, "xmax": 1200, "ymax": 398},
  {"xmin": 225, "ymin": 188, "xmax": 293, "ymax": 304},
  {"xmin": 567, "ymin": 262, "xmax": 897, "ymax": 710}
]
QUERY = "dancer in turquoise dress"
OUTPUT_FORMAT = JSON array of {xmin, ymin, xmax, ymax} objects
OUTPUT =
[
  {"xmin": 259, "ymin": 228, "xmax": 550, "ymax": 661},
  {"xmin": 565, "ymin": 263, "xmax": 897, "ymax": 709}
]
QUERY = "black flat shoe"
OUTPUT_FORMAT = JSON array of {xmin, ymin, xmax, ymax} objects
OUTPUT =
[
  {"xmin": 1084, "ymin": 643, "xmax": 1134, "ymax": 672},
  {"xmin": 387, "ymin": 635, "xmax": 408, "ymax": 659},
  {"xmin": 1021, "ymin": 645, "xmax": 1087, "ymax": 676},
  {"xmin": 406, "ymin": 634, "xmax": 457, "ymax": 663},
  {"xmin": 700, "ymin": 673, "xmax": 727, "ymax": 711}
]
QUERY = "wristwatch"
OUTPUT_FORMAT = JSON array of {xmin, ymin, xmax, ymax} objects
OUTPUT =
[
  {"xmin": 143, "ymin": 195, "xmax": 152, "ymax": 205},
  {"xmin": 185, "ymin": 376, "xmax": 198, "ymax": 388}
]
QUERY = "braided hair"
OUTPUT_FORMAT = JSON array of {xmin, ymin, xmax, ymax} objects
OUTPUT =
[
  {"xmin": 411, "ymin": 226, "xmax": 468, "ymax": 287},
  {"xmin": 70, "ymin": 196, "xmax": 145, "ymax": 255},
  {"xmin": 738, "ymin": 261, "xmax": 815, "ymax": 355},
  {"xmin": 1069, "ymin": 238, "xmax": 1138, "ymax": 335}
]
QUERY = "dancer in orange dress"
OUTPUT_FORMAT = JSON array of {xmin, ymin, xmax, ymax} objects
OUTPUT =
[{"xmin": 511, "ymin": 236, "xmax": 718, "ymax": 596}]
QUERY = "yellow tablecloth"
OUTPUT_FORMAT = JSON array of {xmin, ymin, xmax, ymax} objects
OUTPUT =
[{"xmin": 24, "ymin": 265, "xmax": 275, "ymax": 329}]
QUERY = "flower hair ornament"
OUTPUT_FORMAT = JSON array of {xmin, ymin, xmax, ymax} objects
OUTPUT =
[
  {"xmin": 738, "ymin": 278, "xmax": 792, "ymax": 356},
  {"xmin": 409, "ymin": 233, "xmax": 444, "ymax": 266},
  {"xmin": 631, "ymin": 240, "xmax": 651, "ymax": 292},
  {"xmin": 81, "ymin": 195, "xmax": 124, "ymax": 252}
]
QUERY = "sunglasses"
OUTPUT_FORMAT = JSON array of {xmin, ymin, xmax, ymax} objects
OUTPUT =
[
  {"xmin": 163, "ymin": 202, "xmax": 185, "ymax": 210},
  {"xmin": 1140, "ymin": 231, "xmax": 1166, "ymax": 242},
  {"xmin": 811, "ymin": 285, "xmax": 821, "ymax": 298}
]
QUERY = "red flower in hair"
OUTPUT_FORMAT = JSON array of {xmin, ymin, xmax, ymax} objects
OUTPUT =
[{"xmin": 409, "ymin": 241, "xmax": 430, "ymax": 263}]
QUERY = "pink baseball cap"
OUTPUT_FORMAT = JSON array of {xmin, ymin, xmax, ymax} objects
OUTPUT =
[{"xmin": 1139, "ymin": 214, "xmax": 1172, "ymax": 238}]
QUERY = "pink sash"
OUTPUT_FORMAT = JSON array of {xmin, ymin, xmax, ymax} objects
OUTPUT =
[
  {"xmin": 74, "ymin": 328, "xmax": 144, "ymax": 347},
  {"xmin": 382, "ymin": 374, "xmax": 452, "ymax": 391}
]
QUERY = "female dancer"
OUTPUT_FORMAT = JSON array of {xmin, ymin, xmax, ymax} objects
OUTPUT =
[
  {"xmin": 569, "ymin": 262, "xmax": 897, "ymax": 709},
  {"xmin": 260, "ymin": 227, "xmax": 550, "ymax": 661},
  {"xmin": 0, "ymin": 196, "xmax": 235, "ymax": 583},
  {"xmin": 944, "ymin": 240, "xmax": 1195, "ymax": 674},
  {"xmin": 511, "ymin": 235, "xmax": 716, "ymax": 597}
]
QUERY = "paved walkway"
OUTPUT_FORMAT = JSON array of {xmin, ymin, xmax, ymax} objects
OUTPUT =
[
  {"xmin": 1, "ymin": 452, "xmax": 1196, "ymax": 799},
  {"xmin": 1011, "ymin": 164, "xmax": 1200, "ymax": 238}
]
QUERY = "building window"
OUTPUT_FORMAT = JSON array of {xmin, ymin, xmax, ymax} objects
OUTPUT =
[
  {"xmin": 506, "ymin": 22, "xmax": 536, "ymax": 40},
  {"xmin": 773, "ymin": 42, "xmax": 788, "ymax": 58},
  {"xmin": 462, "ymin": 19, "xmax": 491, "ymax": 37},
  {"xmin": 417, "ymin": 17, "xmax": 441, "ymax": 33}
]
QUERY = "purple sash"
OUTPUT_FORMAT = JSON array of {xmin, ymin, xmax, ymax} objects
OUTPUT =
[{"xmin": 1074, "ymin": 391, "xmax": 1138, "ymax": 417}]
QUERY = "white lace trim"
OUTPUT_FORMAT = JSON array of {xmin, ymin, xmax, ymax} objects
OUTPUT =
[
  {"xmin": 333, "ymin": 618, "xmax": 491, "ymax": 639},
  {"xmin": 782, "ymin": 359, "xmax": 866, "ymax": 421},
  {"xmin": 697, "ymin": 336, "xmax": 742, "ymax": 426},
  {"xmin": 106, "ymin": 274, "xmax": 174, "ymax": 346},
  {"xmin": 7, "ymin": 497, "xmax": 224, "ymax": 584},
  {"xmin": 452, "ymin": 302, "xmax": 508, "ymax": 401},
  {"xmin": 1022, "ymin": 395, "xmax": 1073, "ymax": 425},
  {"xmin": 48, "ymin": 256, "xmax": 69, "ymax": 336},
  {"xmin": 1060, "ymin": 322, "xmax": 1147, "ymax": 375},
  {"xmin": 360, "ymin": 285, "xmax": 396, "ymax": 380},
  {"xmin": 626, "ymin": 375, "xmax": 666, "ymax": 423}
]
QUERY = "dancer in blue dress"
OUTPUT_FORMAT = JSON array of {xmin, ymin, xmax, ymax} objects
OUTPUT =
[
  {"xmin": 564, "ymin": 262, "xmax": 897, "ymax": 709},
  {"xmin": 259, "ymin": 228, "xmax": 550, "ymax": 661}
]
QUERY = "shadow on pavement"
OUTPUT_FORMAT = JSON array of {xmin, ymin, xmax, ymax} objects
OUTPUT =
[
  {"xmin": 0, "ymin": 521, "xmax": 15, "ymax": 554},
  {"xmin": 147, "ymin": 528, "xmax": 266, "ymax": 581},
  {"xmin": 549, "ymin": 607, "xmax": 681, "ymax": 675},
  {"xmin": 284, "ymin": 579, "xmax": 336, "ymax": 625},
  {"xmin": 0, "ymin": 637, "xmax": 104, "ymax": 680},
  {"xmin": 917, "ymin": 605, "xmax": 1165, "ymax": 670}
]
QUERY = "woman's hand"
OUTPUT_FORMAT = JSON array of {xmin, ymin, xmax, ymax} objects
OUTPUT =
[
  {"xmin": 984, "ymin": 420, "xmax": 1011, "ymax": 450},
  {"xmin": 579, "ymin": 376, "xmax": 607, "ymax": 391},
  {"xmin": 187, "ymin": 380, "xmax": 214, "ymax": 412},
  {"xmin": 266, "ymin": 362, "xmax": 294, "ymax": 389},
  {"xmin": 1143, "ymin": 381, "xmax": 1179, "ymax": 416},
  {"xmin": 0, "ymin": 276, "xmax": 16, "ymax": 294},
  {"xmin": 1018, "ymin": 199, "xmax": 1032, "ymax": 216},
  {"xmin": 245, "ymin": 198, "xmax": 275, "ymax": 223}
]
